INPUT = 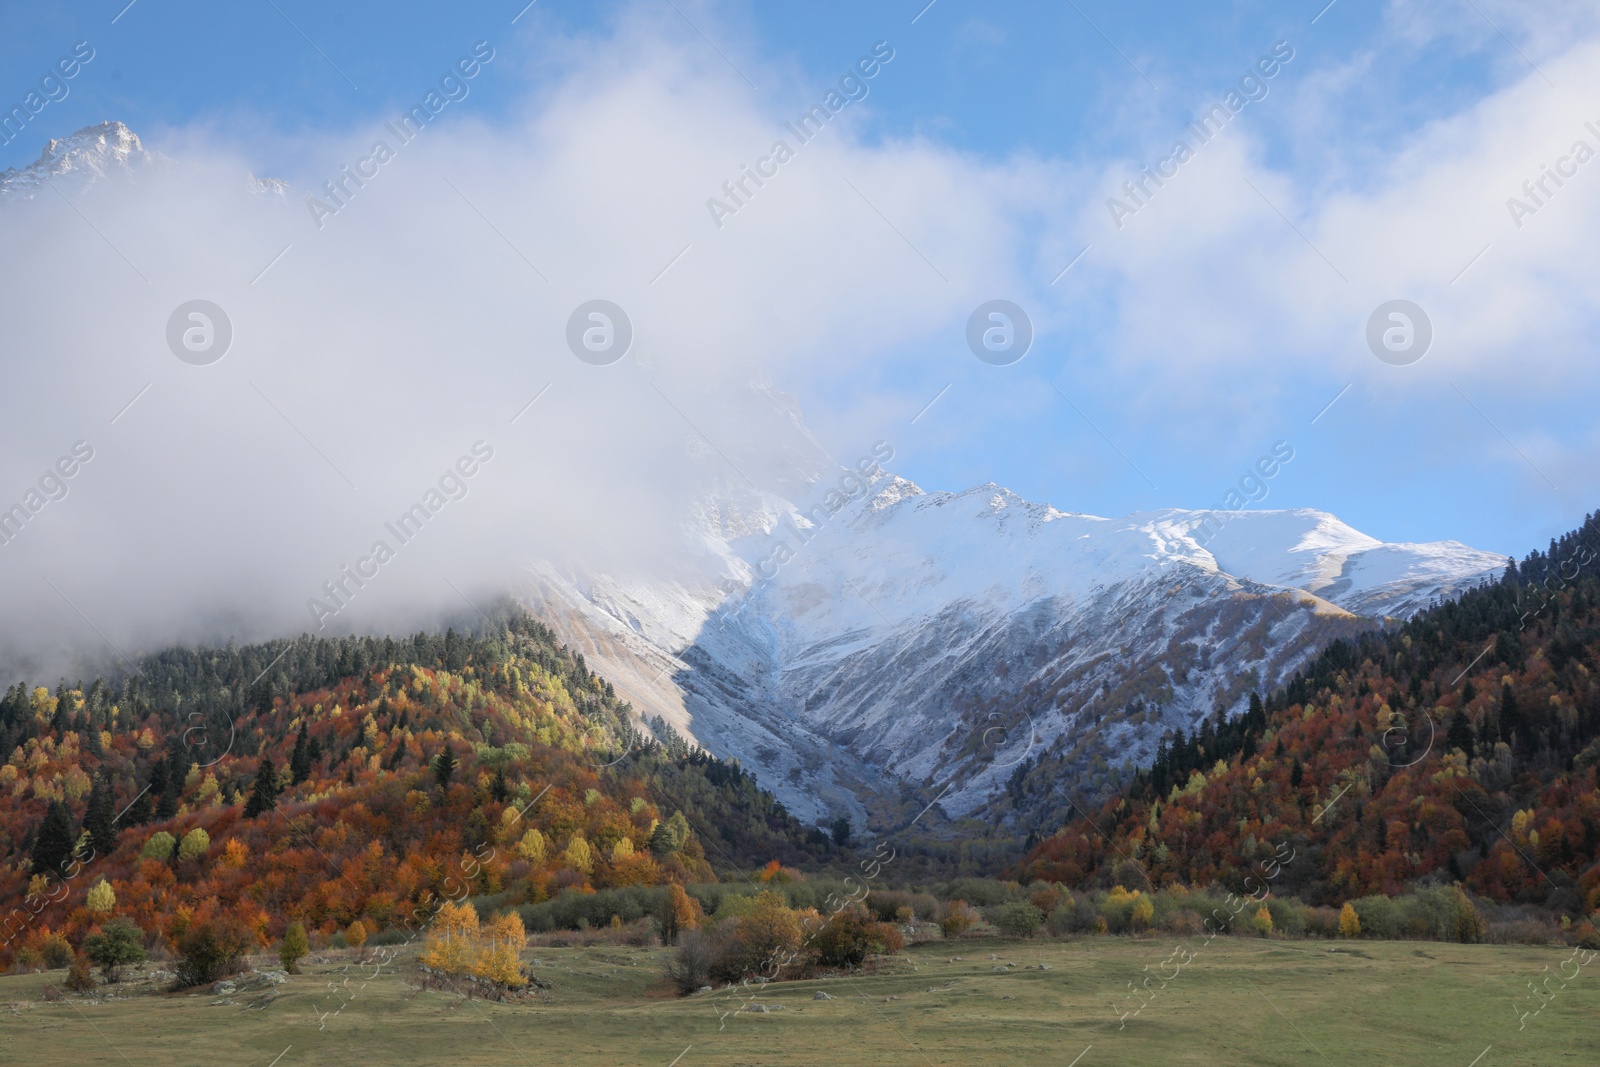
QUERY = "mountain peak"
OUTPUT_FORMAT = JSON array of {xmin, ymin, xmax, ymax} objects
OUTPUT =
[{"xmin": 0, "ymin": 120, "xmax": 155, "ymax": 200}]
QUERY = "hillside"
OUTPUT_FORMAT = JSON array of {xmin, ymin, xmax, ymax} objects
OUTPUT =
[
  {"xmin": 1018, "ymin": 512, "xmax": 1600, "ymax": 917},
  {"xmin": 0, "ymin": 608, "xmax": 829, "ymax": 969}
]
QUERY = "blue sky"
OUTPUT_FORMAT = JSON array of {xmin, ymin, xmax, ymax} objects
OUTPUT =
[{"xmin": 3, "ymin": 0, "xmax": 1597, "ymax": 567}]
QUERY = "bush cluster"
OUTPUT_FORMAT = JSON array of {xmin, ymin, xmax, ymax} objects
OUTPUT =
[{"xmin": 664, "ymin": 892, "xmax": 904, "ymax": 994}]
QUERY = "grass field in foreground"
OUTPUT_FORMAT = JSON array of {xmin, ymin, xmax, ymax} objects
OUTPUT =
[{"xmin": 0, "ymin": 936, "xmax": 1593, "ymax": 1066}]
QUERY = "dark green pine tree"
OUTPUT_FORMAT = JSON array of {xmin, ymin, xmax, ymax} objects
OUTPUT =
[
  {"xmin": 289, "ymin": 722, "xmax": 311, "ymax": 786},
  {"xmin": 123, "ymin": 779, "xmax": 154, "ymax": 827},
  {"xmin": 50, "ymin": 683, "xmax": 72, "ymax": 735},
  {"xmin": 1499, "ymin": 683, "xmax": 1521, "ymax": 746},
  {"xmin": 156, "ymin": 752, "xmax": 183, "ymax": 821},
  {"xmin": 1290, "ymin": 757, "xmax": 1304, "ymax": 788},
  {"xmin": 1446, "ymin": 711, "xmax": 1477, "ymax": 759},
  {"xmin": 490, "ymin": 766, "xmax": 509, "ymax": 803},
  {"xmin": 83, "ymin": 707, "xmax": 103, "ymax": 756},
  {"xmin": 30, "ymin": 800, "xmax": 77, "ymax": 878},
  {"xmin": 244, "ymin": 757, "xmax": 281, "ymax": 818},
  {"xmin": 433, "ymin": 746, "xmax": 456, "ymax": 790},
  {"xmin": 84, "ymin": 775, "xmax": 118, "ymax": 856}
]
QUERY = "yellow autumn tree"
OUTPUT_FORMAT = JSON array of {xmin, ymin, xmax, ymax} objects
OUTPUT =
[
  {"xmin": 1252, "ymin": 905, "xmax": 1274, "ymax": 937},
  {"xmin": 563, "ymin": 835, "xmax": 594, "ymax": 874},
  {"xmin": 610, "ymin": 837, "xmax": 635, "ymax": 862},
  {"xmin": 86, "ymin": 880, "xmax": 116, "ymax": 914},
  {"xmin": 1339, "ymin": 902, "xmax": 1361, "ymax": 938},
  {"xmin": 419, "ymin": 900, "xmax": 480, "ymax": 975},
  {"xmin": 1130, "ymin": 894, "xmax": 1155, "ymax": 932},
  {"xmin": 472, "ymin": 913, "xmax": 527, "ymax": 988},
  {"xmin": 221, "ymin": 839, "xmax": 249, "ymax": 869},
  {"xmin": 515, "ymin": 827, "xmax": 546, "ymax": 864}
]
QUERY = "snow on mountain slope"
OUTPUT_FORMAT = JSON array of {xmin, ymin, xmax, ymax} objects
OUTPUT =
[
  {"xmin": 524, "ymin": 454, "xmax": 1505, "ymax": 833},
  {"xmin": 1141, "ymin": 508, "xmax": 1506, "ymax": 617}
]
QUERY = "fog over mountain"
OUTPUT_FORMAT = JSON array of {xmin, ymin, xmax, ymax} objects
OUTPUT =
[{"xmin": 0, "ymin": 11, "xmax": 1578, "ymax": 833}]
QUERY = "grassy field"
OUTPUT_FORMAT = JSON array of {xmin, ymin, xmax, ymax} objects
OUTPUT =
[{"xmin": 0, "ymin": 936, "xmax": 1593, "ymax": 1066}]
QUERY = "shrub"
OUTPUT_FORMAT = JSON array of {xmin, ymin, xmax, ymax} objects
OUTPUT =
[
  {"xmin": 174, "ymin": 917, "xmax": 251, "ymax": 989},
  {"xmin": 665, "ymin": 926, "xmax": 732, "ymax": 994},
  {"xmin": 65, "ymin": 954, "xmax": 97, "ymax": 993},
  {"xmin": 939, "ymin": 900, "xmax": 980, "ymax": 939},
  {"xmin": 1028, "ymin": 885, "xmax": 1065, "ymax": 917},
  {"xmin": 1050, "ymin": 895, "xmax": 1101, "ymax": 936},
  {"xmin": 84, "ymin": 918, "xmax": 147, "ymax": 981},
  {"xmin": 1414, "ymin": 886, "xmax": 1485, "ymax": 943},
  {"xmin": 719, "ymin": 892, "xmax": 806, "ymax": 982},
  {"xmin": 1350, "ymin": 895, "xmax": 1398, "ymax": 938},
  {"xmin": 1266, "ymin": 898, "xmax": 1307, "ymax": 938},
  {"xmin": 867, "ymin": 890, "xmax": 940, "ymax": 923},
  {"xmin": 1167, "ymin": 909, "xmax": 1205, "ymax": 936},
  {"xmin": 519, "ymin": 886, "xmax": 664, "ymax": 933},
  {"xmin": 1101, "ymin": 886, "xmax": 1145, "ymax": 934},
  {"xmin": 941, "ymin": 879, "xmax": 1017, "ymax": 907},
  {"xmin": 815, "ymin": 907, "xmax": 903, "ymax": 968},
  {"xmin": 1045, "ymin": 899, "xmax": 1080, "ymax": 937},
  {"xmin": 1305, "ymin": 906, "xmax": 1339, "ymax": 939},
  {"xmin": 279, "ymin": 922, "xmax": 309, "ymax": 974},
  {"xmin": 39, "ymin": 933, "xmax": 73, "ymax": 970},
  {"xmin": 991, "ymin": 902, "xmax": 1045, "ymax": 939}
]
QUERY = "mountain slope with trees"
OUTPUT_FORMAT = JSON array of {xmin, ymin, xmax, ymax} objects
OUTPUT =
[
  {"xmin": 1019, "ymin": 512, "xmax": 1600, "ymax": 920},
  {"xmin": 0, "ymin": 608, "xmax": 831, "ymax": 970}
]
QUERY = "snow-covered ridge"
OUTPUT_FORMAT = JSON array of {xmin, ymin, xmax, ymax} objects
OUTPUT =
[
  {"xmin": 0, "ymin": 120, "xmax": 291, "ymax": 201},
  {"xmin": 0, "ymin": 121, "xmax": 155, "ymax": 199},
  {"xmin": 525, "ymin": 454, "xmax": 1507, "ymax": 829}
]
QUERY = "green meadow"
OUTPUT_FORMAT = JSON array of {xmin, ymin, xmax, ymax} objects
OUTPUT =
[{"xmin": 1, "ymin": 936, "xmax": 1592, "ymax": 1067}]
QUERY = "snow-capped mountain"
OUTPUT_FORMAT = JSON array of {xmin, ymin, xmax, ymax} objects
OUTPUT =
[
  {"xmin": 1, "ymin": 120, "xmax": 1511, "ymax": 837},
  {"xmin": 0, "ymin": 121, "xmax": 155, "ymax": 199},
  {"xmin": 523, "ymin": 449, "xmax": 1506, "ymax": 833}
]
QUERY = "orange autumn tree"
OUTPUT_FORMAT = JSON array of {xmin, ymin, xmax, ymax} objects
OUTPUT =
[{"xmin": 659, "ymin": 883, "xmax": 703, "ymax": 945}]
